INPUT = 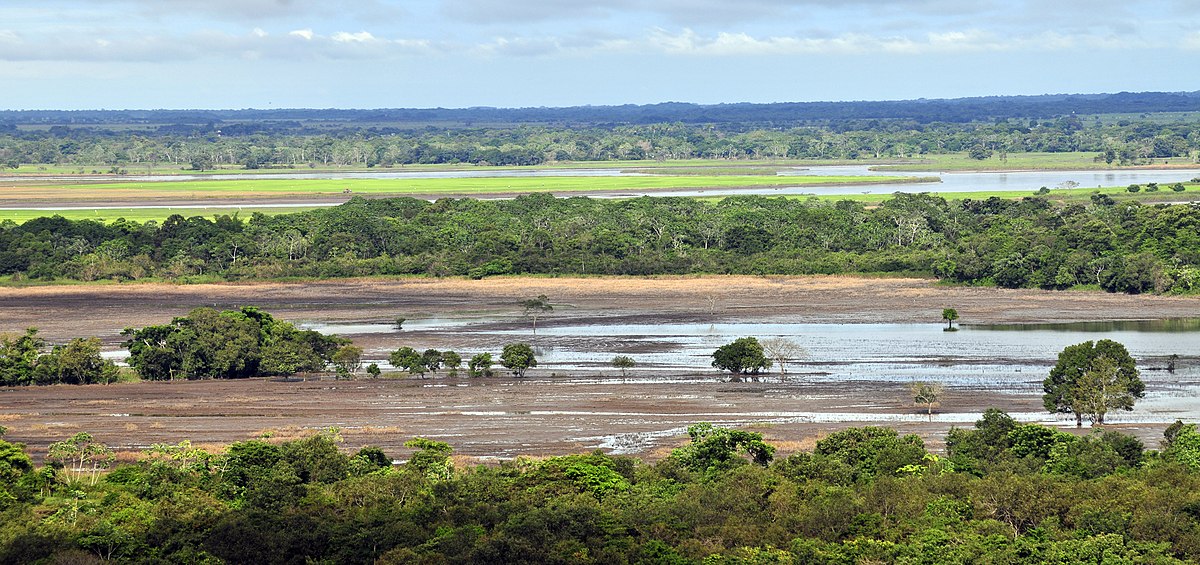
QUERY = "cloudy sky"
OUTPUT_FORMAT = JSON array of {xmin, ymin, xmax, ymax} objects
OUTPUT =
[{"xmin": 2, "ymin": 0, "xmax": 1197, "ymax": 109}]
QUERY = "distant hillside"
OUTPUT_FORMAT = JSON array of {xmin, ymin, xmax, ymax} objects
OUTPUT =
[{"xmin": 2, "ymin": 91, "xmax": 1198, "ymax": 127}]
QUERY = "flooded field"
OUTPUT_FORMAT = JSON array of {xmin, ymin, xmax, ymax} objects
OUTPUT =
[
  {"xmin": 305, "ymin": 317, "xmax": 1200, "ymax": 424},
  {"xmin": 2, "ymin": 277, "xmax": 1198, "ymax": 459}
]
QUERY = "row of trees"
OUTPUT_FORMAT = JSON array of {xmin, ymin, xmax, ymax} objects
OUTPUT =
[
  {"xmin": 386, "ymin": 343, "xmax": 537, "ymax": 378},
  {"xmin": 3, "ymin": 414, "xmax": 1200, "ymax": 562},
  {"xmin": 2, "ymin": 115, "xmax": 1198, "ymax": 169},
  {"xmin": 7, "ymin": 192, "xmax": 1200, "ymax": 294}
]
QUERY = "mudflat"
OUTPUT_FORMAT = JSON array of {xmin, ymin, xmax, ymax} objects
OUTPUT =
[{"xmin": 1, "ymin": 276, "xmax": 1196, "ymax": 462}]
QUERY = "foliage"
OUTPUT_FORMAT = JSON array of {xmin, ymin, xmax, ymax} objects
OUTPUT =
[
  {"xmin": 34, "ymin": 337, "xmax": 120, "ymax": 385},
  {"xmin": 467, "ymin": 352, "xmax": 494, "ymax": 377},
  {"xmin": 941, "ymin": 307, "xmax": 959, "ymax": 330},
  {"xmin": 910, "ymin": 381, "xmax": 944, "ymax": 417},
  {"xmin": 3, "ymin": 416, "xmax": 1200, "ymax": 563},
  {"xmin": 389, "ymin": 346, "xmax": 425, "ymax": 377},
  {"xmin": 711, "ymin": 337, "xmax": 771, "ymax": 376},
  {"xmin": 330, "ymin": 344, "xmax": 363, "ymax": 378},
  {"xmin": 499, "ymin": 343, "xmax": 537, "ymax": 377},
  {"xmin": 670, "ymin": 423, "xmax": 775, "ymax": 472},
  {"xmin": 758, "ymin": 337, "xmax": 804, "ymax": 376},
  {"xmin": 441, "ymin": 350, "xmax": 462, "ymax": 377},
  {"xmin": 520, "ymin": 295, "xmax": 553, "ymax": 334},
  {"xmin": 122, "ymin": 307, "xmax": 349, "ymax": 380},
  {"xmin": 610, "ymin": 355, "xmax": 635, "ymax": 376},
  {"xmin": 812, "ymin": 426, "xmax": 927, "ymax": 481},
  {"xmin": 1164, "ymin": 424, "xmax": 1200, "ymax": 470},
  {"xmin": 1043, "ymin": 340, "xmax": 1144, "ymax": 426},
  {"xmin": 0, "ymin": 329, "xmax": 45, "ymax": 387}
]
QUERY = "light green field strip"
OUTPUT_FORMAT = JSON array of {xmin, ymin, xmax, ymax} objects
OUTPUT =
[
  {"xmin": 0, "ymin": 206, "xmax": 325, "ymax": 223},
  {"xmin": 44, "ymin": 174, "xmax": 920, "ymax": 195},
  {"xmin": 7, "ymin": 181, "xmax": 1193, "ymax": 224}
]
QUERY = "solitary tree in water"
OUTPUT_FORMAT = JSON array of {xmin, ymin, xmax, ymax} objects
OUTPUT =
[
  {"xmin": 711, "ymin": 337, "xmax": 771, "ymax": 376},
  {"xmin": 521, "ymin": 295, "xmax": 553, "ymax": 334},
  {"xmin": 942, "ymin": 308, "xmax": 959, "ymax": 331}
]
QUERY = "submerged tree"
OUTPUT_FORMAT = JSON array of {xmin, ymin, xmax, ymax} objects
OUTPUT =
[
  {"xmin": 711, "ymin": 337, "xmax": 771, "ymax": 376},
  {"xmin": 759, "ymin": 337, "xmax": 805, "ymax": 376},
  {"xmin": 610, "ymin": 355, "xmax": 635, "ymax": 377},
  {"xmin": 911, "ymin": 381, "xmax": 945, "ymax": 420},
  {"xmin": 520, "ymin": 295, "xmax": 553, "ymax": 334},
  {"xmin": 942, "ymin": 308, "xmax": 959, "ymax": 331},
  {"xmin": 1044, "ymin": 339, "xmax": 1143, "ymax": 426},
  {"xmin": 500, "ymin": 343, "xmax": 537, "ymax": 377}
]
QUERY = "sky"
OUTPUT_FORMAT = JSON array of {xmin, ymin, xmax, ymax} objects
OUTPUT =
[{"xmin": 1, "ymin": 0, "xmax": 1197, "ymax": 110}]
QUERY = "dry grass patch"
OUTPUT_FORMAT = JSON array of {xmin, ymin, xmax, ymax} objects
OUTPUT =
[
  {"xmin": 255, "ymin": 425, "xmax": 317, "ymax": 443},
  {"xmin": 29, "ymin": 422, "xmax": 77, "ymax": 431}
]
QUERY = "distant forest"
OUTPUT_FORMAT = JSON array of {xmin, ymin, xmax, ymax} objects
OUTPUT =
[
  {"xmin": 1, "ymin": 105, "xmax": 1198, "ymax": 169},
  {"xmin": 3, "ymin": 91, "xmax": 1200, "ymax": 127}
]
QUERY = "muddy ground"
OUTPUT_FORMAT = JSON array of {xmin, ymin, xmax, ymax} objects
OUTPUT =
[{"xmin": 1, "ymin": 276, "xmax": 1196, "ymax": 462}]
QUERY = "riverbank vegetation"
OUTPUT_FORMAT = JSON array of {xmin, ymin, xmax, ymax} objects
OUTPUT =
[
  {"xmin": 2, "ymin": 412, "xmax": 1200, "ymax": 563},
  {"xmin": 3, "ymin": 192, "xmax": 1199, "ymax": 294}
]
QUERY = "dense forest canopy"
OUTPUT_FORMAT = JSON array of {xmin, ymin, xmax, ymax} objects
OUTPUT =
[
  {"xmin": 3, "ymin": 91, "xmax": 1199, "ymax": 126},
  {"xmin": 3, "ymin": 193, "xmax": 1199, "ymax": 294},
  {"xmin": 3, "ymin": 414, "xmax": 1200, "ymax": 563}
]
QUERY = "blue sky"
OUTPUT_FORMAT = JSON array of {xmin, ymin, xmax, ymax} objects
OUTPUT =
[{"xmin": 1, "ymin": 0, "xmax": 1197, "ymax": 109}]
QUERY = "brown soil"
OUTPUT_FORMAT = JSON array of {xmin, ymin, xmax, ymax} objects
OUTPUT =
[{"xmin": 1, "ymin": 276, "xmax": 1195, "ymax": 462}]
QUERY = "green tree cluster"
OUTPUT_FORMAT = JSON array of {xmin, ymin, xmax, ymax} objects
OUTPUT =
[
  {"xmin": 711, "ymin": 337, "xmax": 771, "ymax": 376},
  {"xmin": 121, "ymin": 307, "xmax": 349, "ymax": 380},
  {"xmin": 0, "ymin": 329, "xmax": 119, "ymax": 386}
]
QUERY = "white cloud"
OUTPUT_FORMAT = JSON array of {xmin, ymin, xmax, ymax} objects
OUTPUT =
[
  {"xmin": 1184, "ymin": 31, "xmax": 1200, "ymax": 50},
  {"xmin": 332, "ymin": 31, "xmax": 378, "ymax": 43},
  {"xmin": 638, "ymin": 28, "xmax": 1137, "ymax": 56},
  {"xmin": 289, "ymin": 29, "xmax": 314, "ymax": 40}
]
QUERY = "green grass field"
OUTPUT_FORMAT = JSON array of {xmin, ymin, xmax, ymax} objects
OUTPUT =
[
  {"xmin": 39, "ymin": 174, "xmax": 921, "ymax": 196},
  {"xmin": 5, "ymin": 183, "xmax": 1196, "ymax": 224},
  {"xmin": 0, "ymin": 206, "xmax": 326, "ymax": 224}
]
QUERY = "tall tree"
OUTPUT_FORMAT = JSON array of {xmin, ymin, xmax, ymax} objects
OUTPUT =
[
  {"xmin": 500, "ymin": 343, "xmax": 537, "ymax": 377},
  {"xmin": 1043, "ymin": 340, "xmax": 1143, "ymax": 426},
  {"xmin": 911, "ymin": 381, "xmax": 944, "ymax": 420},
  {"xmin": 520, "ymin": 295, "xmax": 553, "ymax": 334},
  {"xmin": 759, "ymin": 337, "xmax": 804, "ymax": 376}
]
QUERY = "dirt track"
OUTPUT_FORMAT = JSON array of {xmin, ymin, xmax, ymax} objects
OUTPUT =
[{"xmin": 1, "ymin": 276, "xmax": 1196, "ymax": 462}]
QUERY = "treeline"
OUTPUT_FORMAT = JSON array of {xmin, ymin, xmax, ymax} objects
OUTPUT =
[
  {"xmin": 2, "ymin": 116, "xmax": 1198, "ymax": 169},
  {"xmin": 3, "ymin": 413, "xmax": 1200, "ymax": 562},
  {"xmin": 4, "ymin": 193, "xmax": 1200, "ymax": 294},
  {"xmin": 3, "ymin": 91, "xmax": 1199, "ymax": 126}
]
